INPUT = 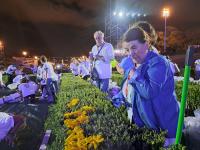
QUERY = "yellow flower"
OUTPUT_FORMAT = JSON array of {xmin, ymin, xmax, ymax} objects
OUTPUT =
[
  {"xmin": 64, "ymin": 110, "xmax": 82, "ymax": 119},
  {"xmin": 65, "ymin": 127, "xmax": 87, "ymax": 150},
  {"xmin": 64, "ymin": 102, "xmax": 103, "ymax": 150},
  {"xmin": 64, "ymin": 113, "xmax": 89, "ymax": 129},
  {"xmin": 86, "ymin": 135, "xmax": 104, "ymax": 150},
  {"xmin": 67, "ymin": 98, "xmax": 79, "ymax": 108},
  {"xmin": 65, "ymin": 126, "xmax": 104, "ymax": 150},
  {"xmin": 81, "ymin": 106, "xmax": 95, "ymax": 113}
]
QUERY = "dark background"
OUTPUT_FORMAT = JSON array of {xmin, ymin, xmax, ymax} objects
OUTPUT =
[{"xmin": 0, "ymin": 0, "xmax": 200, "ymax": 57}]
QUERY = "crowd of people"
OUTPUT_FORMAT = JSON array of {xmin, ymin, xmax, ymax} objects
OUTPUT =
[
  {"xmin": 0, "ymin": 55, "xmax": 60, "ymax": 145},
  {"xmin": 0, "ymin": 20, "xmax": 200, "ymax": 148}
]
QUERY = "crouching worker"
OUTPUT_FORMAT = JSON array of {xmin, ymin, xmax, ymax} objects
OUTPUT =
[
  {"xmin": 78, "ymin": 59, "xmax": 90, "ymax": 80},
  {"xmin": 0, "ymin": 76, "xmax": 38, "ymax": 105},
  {"xmin": 18, "ymin": 76, "xmax": 38, "ymax": 103},
  {"xmin": 121, "ymin": 27, "xmax": 180, "ymax": 147},
  {"xmin": 0, "ymin": 112, "xmax": 25, "ymax": 146},
  {"xmin": 7, "ymin": 73, "xmax": 24, "ymax": 90}
]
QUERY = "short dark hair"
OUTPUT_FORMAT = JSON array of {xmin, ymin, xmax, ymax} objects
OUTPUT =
[
  {"xmin": 40, "ymin": 55, "xmax": 47, "ymax": 63},
  {"xmin": 123, "ymin": 27, "xmax": 150, "ymax": 44},
  {"xmin": 21, "ymin": 77, "xmax": 28, "ymax": 83}
]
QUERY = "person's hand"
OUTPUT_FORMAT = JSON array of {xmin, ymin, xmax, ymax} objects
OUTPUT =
[
  {"xmin": 89, "ymin": 52, "xmax": 94, "ymax": 60},
  {"xmin": 116, "ymin": 63, "xmax": 124, "ymax": 75},
  {"xmin": 4, "ymin": 133, "xmax": 15, "ymax": 147}
]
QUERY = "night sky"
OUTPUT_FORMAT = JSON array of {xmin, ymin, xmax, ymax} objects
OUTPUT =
[{"xmin": 0, "ymin": 0, "xmax": 200, "ymax": 57}]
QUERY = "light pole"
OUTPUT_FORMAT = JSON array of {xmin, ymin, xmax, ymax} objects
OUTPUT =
[
  {"xmin": 162, "ymin": 8, "xmax": 170, "ymax": 53},
  {"xmin": 0, "ymin": 41, "xmax": 4, "ymax": 57}
]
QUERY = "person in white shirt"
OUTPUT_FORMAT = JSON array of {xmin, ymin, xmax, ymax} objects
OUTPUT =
[
  {"xmin": 70, "ymin": 58, "xmax": 79, "ymax": 76},
  {"xmin": 30, "ymin": 64, "xmax": 37, "ymax": 74},
  {"xmin": 0, "ymin": 112, "xmax": 25, "ymax": 146},
  {"xmin": 90, "ymin": 31, "xmax": 114, "ymax": 92},
  {"xmin": 13, "ymin": 74, "xmax": 23, "ymax": 84},
  {"xmin": 78, "ymin": 59, "xmax": 90, "ymax": 80},
  {"xmin": 52, "ymin": 72, "xmax": 59, "ymax": 93},
  {"xmin": 7, "ymin": 74, "xmax": 24, "ymax": 90},
  {"xmin": 18, "ymin": 76, "xmax": 38, "ymax": 103},
  {"xmin": 0, "ymin": 76, "xmax": 37, "ymax": 104},
  {"xmin": 195, "ymin": 59, "xmax": 200, "ymax": 80},
  {"xmin": 83, "ymin": 57, "xmax": 91, "ymax": 73},
  {"xmin": 14, "ymin": 66, "xmax": 23, "ymax": 76},
  {"xmin": 6, "ymin": 65, "xmax": 17, "ymax": 75},
  {"xmin": 0, "ymin": 67, "xmax": 5, "ymax": 88},
  {"xmin": 40, "ymin": 55, "xmax": 56, "ymax": 103},
  {"xmin": 36, "ymin": 60, "xmax": 44, "ymax": 82},
  {"xmin": 6, "ymin": 64, "xmax": 17, "ymax": 85}
]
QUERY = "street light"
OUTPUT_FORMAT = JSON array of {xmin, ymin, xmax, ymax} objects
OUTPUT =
[
  {"xmin": 162, "ymin": 8, "xmax": 170, "ymax": 53},
  {"xmin": 34, "ymin": 56, "xmax": 38, "ymax": 60},
  {"xmin": 111, "ymin": 10, "xmax": 147, "ymax": 49},
  {"xmin": 22, "ymin": 51, "xmax": 27, "ymax": 57},
  {"xmin": 118, "ymin": 11, "xmax": 124, "ymax": 17}
]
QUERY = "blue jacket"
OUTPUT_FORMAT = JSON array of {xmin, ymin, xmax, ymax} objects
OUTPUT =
[{"xmin": 128, "ymin": 51, "xmax": 180, "ymax": 138}]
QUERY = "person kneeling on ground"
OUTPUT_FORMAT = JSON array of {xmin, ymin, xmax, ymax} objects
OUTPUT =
[
  {"xmin": 78, "ymin": 58, "xmax": 90, "ymax": 80},
  {"xmin": 0, "ymin": 112, "xmax": 25, "ymax": 146},
  {"xmin": 0, "ymin": 76, "xmax": 38, "ymax": 105},
  {"xmin": 18, "ymin": 76, "xmax": 38, "ymax": 103}
]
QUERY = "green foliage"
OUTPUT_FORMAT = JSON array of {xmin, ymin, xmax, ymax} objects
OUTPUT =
[
  {"xmin": 2, "ymin": 74, "xmax": 8, "ymax": 84},
  {"xmin": 45, "ymin": 73, "xmax": 170, "ymax": 150},
  {"xmin": 175, "ymin": 81, "xmax": 200, "ymax": 116},
  {"xmin": 160, "ymin": 144, "xmax": 187, "ymax": 150},
  {"xmin": 112, "ymin": 73, "xmax": 123, "ymax": 86}
]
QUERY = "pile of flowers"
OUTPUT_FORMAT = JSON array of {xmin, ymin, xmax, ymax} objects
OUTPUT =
[{"xmin": 64, "ymin": 98, "xmax": 104, "ymax": 150}]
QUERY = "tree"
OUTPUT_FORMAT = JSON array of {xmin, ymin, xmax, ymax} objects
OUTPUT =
[{"xmin": 156, "ymin": 26, "xmax": 187, "ymax": 54}]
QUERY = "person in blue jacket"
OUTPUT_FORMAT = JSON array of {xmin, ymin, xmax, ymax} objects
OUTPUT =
[{"xmin": 122, "ymin": 26, "xmax": 180, "ymax": 146}]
